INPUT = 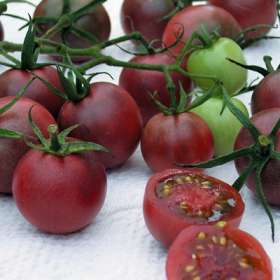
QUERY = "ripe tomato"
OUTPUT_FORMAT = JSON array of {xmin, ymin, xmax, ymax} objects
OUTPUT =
[
  {"xmin": 162, "ymin": 5, "xmax": 241, "ymax": 55},
  {"xmin": 0, "ymin": 97, "xmax": 55, "ymax": 194},
  {"xmin": 235, "ymin": 108, "xmax": 280, "ymax": 206},
  {"xmin": 166, "ymin": 223, "xmax": 272, "ymax": 279},
  {"xmin": 13, "ymin": 149, "xmax": 106, "ymax": 234},
  {"xmin": 121, "ymin": 0, "xmax": 175, "ymax": 44},
  {"xmin": 144, "ymin": 169, "xmax": 245, "ymax": 247},
  {"xmin": 209, "ymin": 0, "xmax": 277, "ymax": 39},
  {"xmin": 187, "ymin": 38, "xmax": 247, "ymax": 95},
  {"xmin": 0, "ymin": 67, "xmax": 64, "ymax": 117},
  {"xmin": 191, "ymin": 97, "xmax": 249, "ymax": 156},
  {"xmin": 58, "ymin": 82, "xmax": 142, "ymax": 169},
  {"xmin": 119, "ymin": 53, "xmax": 192, "ymax": 125},
  {"xmin": 141, "ymin": 112, "xmax": 214, "ymax": 172},
  {"xmin": 34, "ymin": 0, "xmax": 111, "ymax": 61},
  {"xmin": 251, "ymin": 71, "xmax": 280, "ymax": 114}
]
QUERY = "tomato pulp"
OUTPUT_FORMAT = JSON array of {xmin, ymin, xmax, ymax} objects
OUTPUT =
[
  {"xmin": 166, "ymin": 223, "xmax": 272, "ymax": 279},
  {"xmin": 144, "ymin": 169, "xmax": 244, "ymax": 247}
]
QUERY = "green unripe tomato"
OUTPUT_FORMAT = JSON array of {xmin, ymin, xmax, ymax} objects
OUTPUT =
[
  {"xmin": 191, "ymin": 97, "xmax": 249, "ymax": 156},
  {"xmin": 187, "ymin": 38, "xmax": 247, "ymax": 95}
]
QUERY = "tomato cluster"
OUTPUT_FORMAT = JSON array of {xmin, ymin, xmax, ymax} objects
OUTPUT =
[{"xmin": 0, "ymin": 0, "xmax": 278, "ymax": 279}]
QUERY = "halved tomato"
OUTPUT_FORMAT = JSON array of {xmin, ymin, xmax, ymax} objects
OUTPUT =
[
  {"xmin": 167, "ymin": 223, "xmax": 272, "ymax": 279},
  {"xmin": 143, "ymin": 169, "xmax": 244, "ymax": 247}
]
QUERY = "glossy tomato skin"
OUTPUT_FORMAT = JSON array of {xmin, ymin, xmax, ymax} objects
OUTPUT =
[
  {"xmin": 144, "ymin": 169, "xmax": 244, "ymax": 247},
  {"xmin": 119, "ymin": 53, "xmax": 192, "ymax": 125},
  {"xmin": 235, "ymin": 108, "xmax": 280, "ymax": 206},
  {"xmin": 251, "ymin": 71, "xmax": 280, "ymax": 114},
  {"xmin": 58, "ymin": 82, "xmax": 142, "ymax": 169},
  {"xmin": 0, "ymin": 97, "xmax": 55, "ymax": 194},
  {"xmin": 0, "ymin": 67, "xmax": 64, "ymax": 117},
  {"xmin": 209, "ymin": 0, "xmax": 277, "ymax": 39},
  {"xmin": 162, "ymin": 5, "xmax": 242, "ymax": 55},
  {"xmin": 167, "ymin": 224, "xmax": 272, "ymax": 279},
  {"xmin": 0, "ymin": 21, "xmax": 3, "ymax": 41},
  {"xmin": 13, "ymin": 150, "xmax": 106, "ymax": 234},
  {"xmin": 121, "ymin": 0, "xmax": 175, "ymax": 43},
  {"xmin": 188, "ymin": 38, "xmax": 247, "ymax": 95},
  {"xmin": 191, "ymin": 97, "xmax": 249, "ymax": 156},
  {"xmin": 34, "ymin": 0, "xmax": 111, "ymax": 61},
  {"xmin": 141, "ymin": 112, "xmax": 214, "ymax": 172}
]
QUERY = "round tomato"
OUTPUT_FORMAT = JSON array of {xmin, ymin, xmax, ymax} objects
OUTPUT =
[
  {"xmin": 187, "ymin": 37, "xmax": 247, "ymax": 95},
  {"xmin": 141, "ymin": 112, "xmax": 214, "ymax": 172},
  {"xmin": 121, "ymin": 0, "xmax": 175, "ymax": 44},
  {"xmin": 34, "ymin": 0, "xmax": 111, "ymax": 61},
  {"xmin": 209, "ymin": 0, "xmax": 277, "ymax": 39},
  {"xmin": 235, "ymin": 108, "xmax": 280, "ymax": 206},
  {"xmin": 166, "ymin": 223, "xmax": 272, "ymax": 279},
  {"xmin": 251, "ymin": 71, "xmax": 280, "ymax": 114},
  {"xmin": 13, "ymin": 149, "xmax": 106, "ymax": 234},
  {"xmin": 191, "ymin": 97, "xmax": 249, "ymax": 156},
  {"xmin": 144, "ymin": 169, "xmax": 244, "ymax": 247},
  {"xmin": 0, "ymin": 67, "xmax": 64, "ymax": 117},
  {"xmin": 119, "ymin": 53, "xmax": 192, "ymax": 125},
  {"xmin": 162, "ymin": 5, "xmax": 241, "ymax": 55},
  {"xmin": 58, "ymin": 82, "xmax": 142, "ymax": 169},
  {"xmin": 0, "ymin": 97, "xmax": 55, "ymax": 194}
]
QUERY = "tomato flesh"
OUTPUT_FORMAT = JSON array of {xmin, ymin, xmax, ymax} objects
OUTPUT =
[
  {"xmin": 144, "ymin": 169, "xmax": 244, "ymax": 247},
  {"xmin": 167, "ymin": 224, "xmax": 272, "ymax": 280}
]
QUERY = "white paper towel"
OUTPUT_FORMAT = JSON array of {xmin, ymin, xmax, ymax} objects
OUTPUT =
[{"xmin": 0, "ymin": 1, "xmax": 279, "ymax": 279}]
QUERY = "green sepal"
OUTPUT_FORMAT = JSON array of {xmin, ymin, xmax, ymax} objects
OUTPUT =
[
  {"xmin": 60, "ymin": 141, "xmax": 109, "ymax": 155},
  {"xmin": 0, "ymin": 128, "xmax": 23, "ymax": 139},
  {"xmin": 176, "ymin": 82, "xmax": 188, "ymax": 113},
  {"xmin": 21, "ymin": 17, "xmax": 38, "ymax": 70}
]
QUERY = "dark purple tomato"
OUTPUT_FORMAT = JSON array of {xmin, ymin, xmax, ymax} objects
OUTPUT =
[
  {"xmin": 141, "ymin": 112, "xmax": 214, "ymax": 172},
  {"xmin": 121, "ymin": 0, "xmax": 175, "ymax": 44},
  {"xmin": 235, "ymin": 108, "xmax": 280, "ymax": 206},
  {"xmin": 0, "ymin": 67, "xmax": 64, "ymax": 117},
  {"xmin": 209, "ymin": 0, "xmax": 277, "ymax": 39},
  {"xmin": 13, "ymin": 149, "xmax": 106, "ymax": 234},
  {"xmin": 0, "ymin": 97, "xmax": 55, "ymax": 194},
  {"xmin": 251, "ymin": 71, "xmax": 280, "ymax": 114},
  {"xmin": 34, "ymin": 0, "xmax": 111, "ymax": 61},
  {"xmin": 119, "ymin": 53, "xmax": 192, "ymax": 125},
  {"xmin": 58, "ymin": 82, "xmax": 143, "ymax": 169},
  {"xmin": 162, "ymin": 5, "xmax": 242, "ymax": 55}
]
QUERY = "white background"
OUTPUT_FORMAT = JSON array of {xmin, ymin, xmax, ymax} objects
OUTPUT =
[{"xmin": 0, "ymin": 1, "xmax": 280, "ymax": 279}]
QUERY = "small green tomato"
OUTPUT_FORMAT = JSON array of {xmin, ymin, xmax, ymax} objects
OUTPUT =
[
  {"xmin": 187, "ymin": 38, "xmax": 247, "ymax": 95},
  {"xmin": 191, "ymin": 97, "xmax": 249, "ymax": 156}
]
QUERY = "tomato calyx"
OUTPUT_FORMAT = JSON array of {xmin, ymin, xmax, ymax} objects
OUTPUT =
[
  {"xmin": 179, "ymin": 86, "xmax": 279, "ymax": 240},
  {"xmin": 26, "ymin": 108, "xmax": 108, "ymax": 157}
]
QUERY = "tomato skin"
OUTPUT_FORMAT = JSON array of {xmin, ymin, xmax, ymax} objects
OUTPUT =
[
  {"xmin": 167, "ymin": 224, "xmax": 272, "ymax": 280},
  {"xmin": 12, "ymin": 150, "xmax": 106, "ymax": 234},
  {"xmin": 162, "ymin": 5, "xmax": 242, "ymax": 55},
  {"xmin": 119, "ymin": 53, "xmax": 192, "ymax": 125},
  {"xmin": 0, "ymin": 67, "xmax": 64, "ymax": 117},
  {"xmin": 191, "ymin": 97, "xmax": 249, "ymax": 156},
  {"xmin": 0, "ymin": 21, "xmax": 3, "ymax": 41},
  {"xmin": 235, "ymin": 108, "xmax": 280, "ymax": 206},
  {"xmin": 121, "ymin": 0, "xmax": 175, "ymax": 43},
  {"xmin": 209, "ymin": 0, "xmax": 277, "ymax": 39},
  {"xmin": 58, "ymin": 82, "xmax": 142, "ymax": 169},
  {"xmin": 187, "ymin": 38, "xmax": 247, "ymax": 95},
  {"xmin": 0, "ymin": 97, "xmax": 55, "ymax": 194},
  {"xmin": 141, "ymin": 112, "xmax": 214, "ymax": 172},
  {"xmin": 144, "ymin": 169, "xmax": 244, "ymax": 247},
  {"xmin": 34, "ymin": 0, "xmax": 111, "ymax": 61},
  {"xmin": 251, "ymin": 72, "xmax": 280, "ymax": 114}
]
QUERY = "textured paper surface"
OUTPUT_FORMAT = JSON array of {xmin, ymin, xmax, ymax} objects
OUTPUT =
[{"xmin": 0, "ymin": 1, "xmax": 279, "ymax": 279}]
